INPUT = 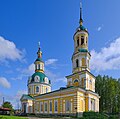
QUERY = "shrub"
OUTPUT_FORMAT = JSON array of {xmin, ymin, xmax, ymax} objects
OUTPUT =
[
  {"xmin": 109, "ymin": 115, "xmax": 119, "ymax": 119},
  {"xmin": 82, "ymin": 111, "xmax": 108, "ymax": 119}
]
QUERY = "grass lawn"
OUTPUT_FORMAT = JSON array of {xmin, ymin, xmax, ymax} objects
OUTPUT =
[{"xmin": 0, "ymin": 115, "xmax": 28, "ymax": 119}]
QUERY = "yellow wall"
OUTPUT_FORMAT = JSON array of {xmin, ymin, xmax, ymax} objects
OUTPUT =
[
  {"xmin": 35, "ymin": 96, "xmax": 75, "ymax": 114},
  {"xmin": 23, "ymin": 87, "xmax": 99, "ymax": 114},
  {"xmin": 82, "ymin": 58, "xmax": 86, "ymax": 66}
]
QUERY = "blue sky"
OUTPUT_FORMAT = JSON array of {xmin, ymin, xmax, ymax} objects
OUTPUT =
[{"xmin": 0, "ymin": 0, "xmax": 120, "ymax": 109}]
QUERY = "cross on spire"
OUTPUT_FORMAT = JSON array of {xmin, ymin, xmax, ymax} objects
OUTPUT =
[
  {"xmin": 37, "ymin": 41, "xmax": 42, "ymax": 58},
  {"xmin": 38, "ymin": 41, "xmax": 40, "ymax": 50}
]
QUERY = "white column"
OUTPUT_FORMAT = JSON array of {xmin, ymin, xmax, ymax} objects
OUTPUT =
[
  {"xmin": 26, "ymin": 103, "xmax": 28, "ymax": 113},
  {"xmin": 88, "ymin": 97, "xmax": 91, "ymax": 111}
]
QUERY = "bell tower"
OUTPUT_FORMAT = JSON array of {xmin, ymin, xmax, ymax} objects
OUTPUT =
[
  {"xmin": 72, "ymin": 3, "xmax": 90, "ymax": 74},
  {"xmin": 66, "ymin": 2, "xmax": 95, "ymax": 92}
]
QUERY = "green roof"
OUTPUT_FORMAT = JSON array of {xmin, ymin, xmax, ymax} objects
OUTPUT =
[
  {"xmin": 31, "ymin": 72, "xmax": 46, "ymax": 83},
  {"xmin": 35, "ymin": 58, "xmax": 43, "ymax": 62},
  {"xmin": 21, "ymin": 94, "xmax": 34, "ymax": 100},
  {"xmin": 34, "ymin": 86, "xmax": 75, "ymax": 98},
  {"xmin": 79, "ymin": 25, "xmax": 86, "ymax": 30},
  {"xmin": 78, "ymin": 48, "xmax": 88, "ymax": 52}
]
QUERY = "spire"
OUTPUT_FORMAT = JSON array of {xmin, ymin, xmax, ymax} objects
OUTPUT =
[
  {"xmin": 79, "ymin": 1, "xmax": 83, "ymax": 26},
  {"xmin": 38, "ymin": 41, "xmax": 40, "ymax": 51},
  {"xmin": 37, "ymin": 41, "xmax": 42, "ymax": 58}
]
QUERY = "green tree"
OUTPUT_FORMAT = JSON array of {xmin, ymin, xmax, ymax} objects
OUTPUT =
[
  {"xmin": 95, "ymin": 75, "xmax": 120, "ymax": 114},
  {"xmin": 2, "ymin": 101, "xmax": 13, "ymax": 110}
]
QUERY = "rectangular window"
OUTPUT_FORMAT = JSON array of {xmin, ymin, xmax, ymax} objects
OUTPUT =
[
  {"xmin": 54, "ymin": 100, "xmax": 58, "ymax": 112},
  {"xmin": 49, "ymin": 101, "xmax": 52, "ymax": 112},
  {"xmin": 40, "ymin": 103, "xmax": 43, "ymax": 112},
  {"xmin": 45, "ymin": 103, "xmax": 47, "ymax": 112},
  {"xmin": 66, "ymin": 100, "xmax": 71, "ymax": 112}
]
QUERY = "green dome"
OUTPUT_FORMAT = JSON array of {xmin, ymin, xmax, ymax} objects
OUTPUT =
[
  {"xmin": 31, "ymin": 72, "xmax": 46, "ymax": 83},
  {"xmin": 77, "ymin": 25, "xmax": 87, "ymax": 31},
  {"xmin": 29, "ymin": 72, "xmax": 51, "ymax": 85},
  {"xmin": 78, "ymin": 48, "xmax": 88, "ymax": 52},
  {"xmin": 35, "ymin": 58, "xmax": 43, "ymax": 62},
  {"xmin": 79, "ymin": 25, "xmax": 86, "ymax": 30}
]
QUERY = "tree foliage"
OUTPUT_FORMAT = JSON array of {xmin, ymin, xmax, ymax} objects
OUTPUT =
[
  {"xmin": 96, "ymin": 75, "xmax": 120, "ymax": 113},
  {"xmin": 2, "ymin": 101, "xmax": 13, "ymax": 110}
]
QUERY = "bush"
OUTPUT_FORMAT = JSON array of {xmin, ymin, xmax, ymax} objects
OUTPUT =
[
  {"xmin": 81, "ymin": 111, "xmax": 108, "ymax": 119},
  {"xmin": 109, "ymin": 115, "xmax": 119, "ymax": 119}
]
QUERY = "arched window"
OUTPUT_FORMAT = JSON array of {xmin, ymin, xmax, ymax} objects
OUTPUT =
[
  {"xmin": 76, "ymin": 59, "xmax": 79, "ymax": 68},
  {"xmin": 74, "ymin": 79, "xmax": 78, "ymax": 83},
  {"xmin": 81, "ymin": 36, "xmax": 84, "ymax": 45},
  {"xmin": 77, "ymin": 38, "xmax": 79, "ymax": 46},
  {"xmin": 90, "ymin": 79, "xmax": 92, "ymax": 84},
  {"xmin": 36, "ymin": 86, "xmax": 39, "ymax": 93},
  {"xmin": 38, "ymin": 64, "xmax": 40, "ymax": 69},
  {"xmin": 73, "ymin": 79, "xmax": 79, "ymax": 86}
]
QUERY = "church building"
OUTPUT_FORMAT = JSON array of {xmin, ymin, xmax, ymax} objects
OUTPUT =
[{"xmin": 20, "ymin": 3, "xmax": 99, "ymax": 117}]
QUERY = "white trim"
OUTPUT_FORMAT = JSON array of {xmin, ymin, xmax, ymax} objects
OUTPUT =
[
  {"xmin": 36, "ymin": 94, "xmax": 75, "ymax": 101},
  {"xmin": 35, "ymin": 88, "xmax": 77, "ymax": 99}
]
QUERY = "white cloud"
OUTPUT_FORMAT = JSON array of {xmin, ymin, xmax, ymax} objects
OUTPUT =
[
  {"xmin": 0, "ymin": 36, "xmax": 24, "ymax": 62},
  {"xmin": 97, "ymin": 24, "xmax": 103, "ymax": 31},
  {"xmin": 15, "ymin": 90, "xmax": 27, "ymax": 101},
  {"xmin": 20, "ymin": 58, "xmax": 58, "ymax": 78},
  {"xmin": 56, "ymin": 77, "xmax": 67, "ymax": 83},
  {"xmin": 0, "ymin": 77, "xmax": 11, "ymax": 88},
  {"xmin": 23, "ymin": 63, "xmax": 35, "ymax": 75},
  {"xmin": 45, "ymin": 59, "xmax": 58, "ymax": 66},
  {"xmin": 90, "ymin": 37, "xmax": 120, "ymax": 71},
  {"xmin": 11, "ymin": 63, "xmax": 35, "ymax": 80},
  {"xmin": 45, "ymin": 69, "xmax": 66, "ymax": 83},
  {"xmin": 97, "ymin": 27, "xmax": 102, "ymax": 31}
]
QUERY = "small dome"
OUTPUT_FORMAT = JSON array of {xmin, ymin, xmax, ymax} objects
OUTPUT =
[
  {"xmin": 31, "ymin": 72, "xmax": 46, "ymax": 83},
  {"xmin": 28, "ymin": 72, "xmax": 51, "ymax": 85},
  {"xmin": 78, "ymin": 48, "xmax": 88, "ymax": 52},
  {"xmin": 35, "ymin": 58, "xmax": 43, "ymax": 62},
  {"xmin": 76, "ymin": 25, "xmax": 87, "ymax": 32}
]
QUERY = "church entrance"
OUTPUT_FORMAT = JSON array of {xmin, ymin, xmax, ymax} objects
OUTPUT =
[{"xmin": 23, "ymin": 103, "xmax": 27, "ymax": 113}]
